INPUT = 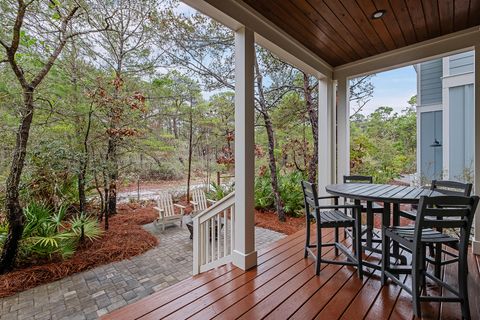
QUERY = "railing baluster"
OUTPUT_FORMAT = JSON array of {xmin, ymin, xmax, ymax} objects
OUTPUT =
[
  {"xmin": 217, "ymin": 214, "xmax": 220, "ymax": 259},
  {"xmin": 211, "ymin": 217, "xmax": 215, "ymax": 261},
  {"xmin": 231, "ymin": 205, "xmax": 235, "ymax": 255},
  {"xmin": 223, "ymin": 209, "xmax": 227, "ymax": 258},
  {"xmin": 204, "ymin": 220, "xmax": 210, "ymax": 264},
  {"xmin": 192, "ymin": 192, "xmax": 235, "ymax": 274}
]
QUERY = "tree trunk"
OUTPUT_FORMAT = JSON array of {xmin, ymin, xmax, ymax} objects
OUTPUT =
[
  {"xmin": 186, "ymin": 100, "xmax": 194, "ymax": 201},
  {"xmin": 263, "ymin": 112, "xmax": 286, "ymax": 222},
  {"xmin": 254, "ymin": 55, "xmax": 285, "ymax": 222},
  {"xmin": 0, "ymin": 88, "xmax": 35, "ymax": 274},
  {"xmin": 304, "ymin": 73, "xmax": 318, "ymax": 184},
  {"xmin": 78, "ymin": 168, "xmax": 86, "ymax": 213},
  {"xmin": 106, "ymin": 135, "xmax": 118, "ymax": 218}
]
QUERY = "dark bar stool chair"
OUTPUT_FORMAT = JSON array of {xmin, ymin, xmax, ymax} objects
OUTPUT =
[
  {"xmin": 343, "ymin": 175, "xmax": 383, "ymax": 248},
  {"xmin": 301, "ymin": 181, "xmax": 363, "ymax": 277},
  {"xmin": 382, "ymin": 195, "xmax": 479, "ymax": 319},
  {"xmin": 400, "ymin": 180, "xmax": 472, "ymax": 277}
]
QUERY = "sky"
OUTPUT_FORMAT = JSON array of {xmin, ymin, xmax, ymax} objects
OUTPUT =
[{"xmin": 354, "ymin": 65, "xmax": 417, "ymax": 115}]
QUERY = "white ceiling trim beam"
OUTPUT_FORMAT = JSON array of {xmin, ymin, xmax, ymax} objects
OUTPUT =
[
  {"xmin": 182, "ymin": 0, "xmax": 333, "ymax": 78},
  {"xmin": 334, "ymin": 27, "xmax": 480, "ymax": 79}
]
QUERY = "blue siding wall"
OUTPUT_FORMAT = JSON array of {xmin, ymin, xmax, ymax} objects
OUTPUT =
[
  {"xmin": 449, "ymin": 84, "xmax": 474, "ymax": 181},
  {"xmin": 420, "ymin": 59, "xmax": 442, "ymax": 105},
  {"xmin": 420, "ymin": 111, "xmax": 443, "ymax": 181},
  {"xmin": 449, "ymin": 51, "xmax": 474, "ymax": 75}
]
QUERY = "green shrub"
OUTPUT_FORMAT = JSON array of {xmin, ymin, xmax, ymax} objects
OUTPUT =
[
  {"xmin": 255, "ymin": 171, "xmax": 306, "ymax": 217},
  {"xmin": 207, "ymin": 182, "xmax": 234, "ymax": 201},
  {"xmin": 0, "ymin": 202, "xmax": 102, "ymax": 264},
  {"xmin": 254, "ymin": 174, "xmax": 274, "ymax": 209},
  {"xmin": 279, "ymin": 171, "xmax": 305, "ymax": 217}
]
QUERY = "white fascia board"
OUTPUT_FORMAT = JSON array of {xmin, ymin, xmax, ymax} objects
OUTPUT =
[
  {"xmin": 442, "ymin": 72, "xmax": 474, "ymax": 87},
  {"xmin": 181, "ymin": 0, "xmax": 333, "ymax": 78},
  {"xmin": 333, "ymin": 27, "xmax": 480, "ymax": 80}
]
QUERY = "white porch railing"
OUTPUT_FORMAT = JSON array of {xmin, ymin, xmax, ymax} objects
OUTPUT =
[{"xmin": 192, "ymin": 192, "xmax": 235, "ymax": 275}]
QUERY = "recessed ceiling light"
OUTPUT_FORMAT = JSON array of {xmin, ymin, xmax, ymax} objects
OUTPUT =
[{"xmin": 372, "ymin": 10, "xmax": 386, "ymax": 19}]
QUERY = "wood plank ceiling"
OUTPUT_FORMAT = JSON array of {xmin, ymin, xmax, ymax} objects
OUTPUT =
[{"xmin": 240, "ymin": 0, "xmax": 480, "ymax": 67}]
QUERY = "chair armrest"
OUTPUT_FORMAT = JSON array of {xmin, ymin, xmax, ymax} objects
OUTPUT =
[
  {"xmin": 317, "ymin": 195, "xmax": 339, "ymax": 200},
  {"xmin": 207, "ymin": 199, "xmax": 216, "ymax": 204},
  {"xmin": 153, "ymin": 207, "xmax": 164, "ymax": 212},
  {"xmin": 190, "ymin": 201, "xmax": 198, "ymax": 206},
  {"xmin": 174, "ymin": 203, "xmax": 186, "ymax": 215},
  {"xmin": 317, "ymin": 204, "xmax": 363, "ymax": 210}
]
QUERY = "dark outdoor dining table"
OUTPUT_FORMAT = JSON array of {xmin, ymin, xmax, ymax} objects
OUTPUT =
[{"xmin": 325, "ymin": 183, "xmax": 443, "ymax": 270}]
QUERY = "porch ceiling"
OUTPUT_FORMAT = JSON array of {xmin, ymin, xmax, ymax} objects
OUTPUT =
[{"xmin": 239, "ymin": 0, "xmax": 480, "ymax": 67}]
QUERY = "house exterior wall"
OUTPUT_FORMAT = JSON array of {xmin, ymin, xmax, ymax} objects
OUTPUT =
[
  {"xmin": 419, "ymin": 59, "xmax": 443, "ymax": 105},
  {"xmin": 417, "ymin": 51, "xmax": 475, "ymax": 183},
  {"xmin": 449, "ymin": 51, "xmax": 475, "ymax": 75}
]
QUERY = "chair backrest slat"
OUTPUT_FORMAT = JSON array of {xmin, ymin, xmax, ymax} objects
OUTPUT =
[
  {"xmin": 423, "ymin": 207, "xmax": 470, "ymax": 218},
  {"xmin": 422, "ymin": 219, "xmax": 467, "ymax": 229},
  {"xmin": 301, "ymin": 181, "xmax": 319, "ymax": 216},
  {"xmin": 343, "ymin": 175, "xmax": 373, "ymax": 184},
  {"xmin": 415, "ymin": 195, "xmax": 479, "ymax": 244},
  {"xmin": 157, "ymin": 193, "xmax": 176, "ymax": 217},
  {"xmin": 192, "ymin": 189, "xmax": 208, "ymax": 211},
  {"xmin": 430, "ymin": 180, "xmax": 472, "ymax": 196}
]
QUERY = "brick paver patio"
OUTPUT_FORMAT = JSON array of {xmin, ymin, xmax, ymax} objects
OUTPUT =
[{"xmin": 0, "ymin": 223, "xmax": 285, "ymax": 320}]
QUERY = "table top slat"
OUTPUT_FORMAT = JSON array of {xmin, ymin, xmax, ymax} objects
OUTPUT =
[
  {"xmin": 354, "ymin": 184, "xmax": 391, "ymax": 196},
  {"xmin": 367, "ymin": 185, "xmax": 402, "ymax": 198},
  {"xmin": 325, "ymin": 183, "xmax": 437, "ymax": 204}
]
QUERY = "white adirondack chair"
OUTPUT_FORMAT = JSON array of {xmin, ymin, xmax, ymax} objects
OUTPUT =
[
  {"xmin": 154, "ymin": 193, "xmax": 186, "ymax": 231},
  {"xmin": 190, "ymin": 189, "xmax": 216, "ymax": 214}
]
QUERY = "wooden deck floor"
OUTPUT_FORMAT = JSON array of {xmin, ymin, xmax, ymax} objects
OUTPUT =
[{"xmin": 103, "ymin": 227, "xmax": 480, "ymax": 320}]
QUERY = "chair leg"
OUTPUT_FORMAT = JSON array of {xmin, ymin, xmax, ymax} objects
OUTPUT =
[
  {"xmin": 381, "ymin": 229, "xmax": 390, "ymax": 285},
  {"xmin": 315, "ymin": 222, "xmax": 322, "ymax": 275},
  {"xmin": 421, "ymin": 245, "xmax": 427, "ymax": 293},
  {"xmin": 305, "ymin": 214, "xmax": 310, "ymax": 258},
  {"xmin": 343, "ymin": 199, "xmax": 348, "ymax": 239},
  {"xmin": 411, "ymin": 247, "xmax": 422, "ymax": 318},
  {"xmin": 434, "ymin": 243, "xmax": 442, "ymax": 279},
  {"xmin": 354, "ymin": 208, "xmax": 363, "ymax": 279},
  {"xmin": 458, "ymin": 238, "xmax": 471, "ymax": 320},
  {"xmin": 334, "ymin": 227, "xmax": 339, "ymax": 256}
]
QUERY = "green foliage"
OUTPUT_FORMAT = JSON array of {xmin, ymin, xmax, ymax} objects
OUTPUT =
[
  {"xmin": 207, "ymin": 182, "xmax": 234, "ymax": 201},
  {"xmin": 70, "ymin": 213, "xmax": 103, "ymax": 242},
  {"xmin": 279, "ymin": 171, "xmax": 306, "ymax": 217},
  {"xmin": 255, "ymin": 171, "xmax": 306, "ymax": 216},
  {"xmin": 0, "ymin": 203, "xmax": 102, "ymax": 264},
  {"xmin": 254, "ymin": 174, "xmax": 274, "ymax": 209},
  {"xmin": 350, "ymin": 105, "xmax": 416, "ymax": 183}
]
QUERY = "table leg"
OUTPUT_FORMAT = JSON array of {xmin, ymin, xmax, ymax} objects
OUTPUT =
[
  {"xmin": 366, "ymin": 201, "xmax": 373, "ymax": 248},
  {"xmin": 354, "ymin": 199, "xmax": 361, "ymax": 252},
  {"xmin": 392, "ymin": 203, "xmax": 400, "ymax": 259}
]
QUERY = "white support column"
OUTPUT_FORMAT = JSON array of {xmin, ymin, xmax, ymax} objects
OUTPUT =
[
  {"xmin": 233, "ymin": 26, "xmax": 257, "ymax": 269},
  {"xmin": 473, "ymin": 43, "xmax": 480, "ymax": 255},
  {"xmin": 318, "ymin": 77, "xmax": 336, "ymax": 196},
  {"xmin": 336, "ymin": 77, "xmax": 350, "ymax": 183}
]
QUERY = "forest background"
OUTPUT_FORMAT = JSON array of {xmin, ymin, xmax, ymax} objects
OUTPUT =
[{"xmin": 0, "ymin": 0, "xmax": 416, "ymax": 273}]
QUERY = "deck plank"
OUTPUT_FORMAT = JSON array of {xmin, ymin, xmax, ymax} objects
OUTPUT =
[
  {"xmin": 103, "ymin": 227, "xmax": 480, "ymax": 320},
  {"xmin": 162, "ymin": 230, "xmax": 332, "ymax": 319}
]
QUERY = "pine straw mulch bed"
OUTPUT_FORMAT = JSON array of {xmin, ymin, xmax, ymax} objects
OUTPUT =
[
  {"xmin": 255, "ymin": 203, "xmax": 415, "ymax": 236},
  {"xmin": 0, "ymin": 203, "xmax": 159, "ymax": 298},
  {"xmin": 255, "ymin": 209, "xmax": 305, "ymax": 235}
]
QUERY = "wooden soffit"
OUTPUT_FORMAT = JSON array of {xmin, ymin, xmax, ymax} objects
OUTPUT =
[{"xmin": 239, "ymin": 0, "xmax": 480, "ymax": 67}]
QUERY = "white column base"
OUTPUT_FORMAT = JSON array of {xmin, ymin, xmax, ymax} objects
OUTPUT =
[
  {"xmin": 232, "ymin": 249, "xmax": 257, "ymax": 270},
  {"xmin": 473, "ymin": 240, "xmax": 480, "ymax": 255}
]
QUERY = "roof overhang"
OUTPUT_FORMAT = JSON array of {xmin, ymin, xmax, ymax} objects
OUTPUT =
[{"xmin": 183, "ymin": 0, "xmax": 479, "ymax": 81}]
